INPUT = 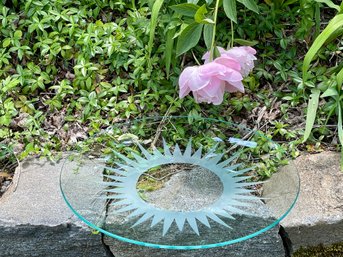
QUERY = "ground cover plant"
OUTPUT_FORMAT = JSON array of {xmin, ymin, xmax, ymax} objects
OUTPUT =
[{"xmin": 0, "ymin": 0, "xmax": 342, "ymax": 183}]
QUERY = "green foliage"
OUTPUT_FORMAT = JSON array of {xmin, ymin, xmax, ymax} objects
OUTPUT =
[
  {"xmin": 0, "ymin": 0, "xmax": 335, "ymax": 179},
  {"xmin": 149, "ymin": 0, "xmax": 260, "ymax": 70},
  {"xmin": 303, "ymin": 89, "xmax": 320, "ymax": 143},
  {"xmin": 223, "ymin": 0, "xmax": 237, "ymax": 23},
  {"xmin": 314, "ymin": 0, "xmax": 340, "ymax": 12},
  {"xmin": 147, "ymin": 0, "xmax": 165, "ymax": 64},
  {"xmin": 0, "ymin": 0, "xmax": 183, "ymax": 158},
  {"xmin": 0, "ymin": 143, "xmax": 13, "ymax": 162},
  {"xmin": 264, "ymin": 0, "xmax": 299, "ymax": 9},
  {"xmin": 303, "ymin": 14, "xmax": 343, "ymax": 80},
  {"xmin": 237, "ymin": 0, "xmax": 259, "ymax": 13},
  {"xmin": 176, "ymin": 22, "xmax": 204, "ymax": 56},
  {"xmin": 302, "ymin": 6, "xmax": 343, "ymax": 168}
]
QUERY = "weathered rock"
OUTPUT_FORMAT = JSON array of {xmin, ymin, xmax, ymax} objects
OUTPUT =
[
  {"xmin": 264, "ymin": 152, "xmax": 343, "ymax": 253},
  {"xmin": 0, "ymin": 157, "xmax": 107, "ymax": 257}
]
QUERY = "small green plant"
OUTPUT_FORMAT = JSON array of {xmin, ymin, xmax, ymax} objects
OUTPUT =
[{"xmin": 302, "ymin": 2, "xmax": 343, "ymax": 168}]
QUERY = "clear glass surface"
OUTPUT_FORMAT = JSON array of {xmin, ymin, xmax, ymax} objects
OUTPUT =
[{"xmin": 60, "ymin": 116, "xmax": 299, "ymax": 249}]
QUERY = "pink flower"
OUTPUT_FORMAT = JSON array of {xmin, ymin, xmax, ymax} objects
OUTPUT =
[
  {"xmin": 202, "ymin": 46, "xmax": 257, "ymax": 77},
  {"xmin": 178, "ymin": 46, "xmax": 257, "ymax": 105},
  {"xmin": 179, "ymin": 58, "xmax": 244, "ymax": 105}
]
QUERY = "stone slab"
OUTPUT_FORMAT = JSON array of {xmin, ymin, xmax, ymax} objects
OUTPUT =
[
  {"xmin": 0, "ymin": 155, "xmax": 288, "ymax": 257},
  {"xmin": 0, "ymin": 157, "xmax": 107, "ymax": 257},
  {"xmin": 104, "ymin": 167, "xmax": 285, "ymax": 257},
  {"xmin": 264, "ymin": 152, "xmax": 343, "ymax": 252},
  {"xmin": 105, "ymin": 230, "xmax": 284, "ymax": 257}
]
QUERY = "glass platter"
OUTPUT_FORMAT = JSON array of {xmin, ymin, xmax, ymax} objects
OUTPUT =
[{"xmin": 60, "ymin": 116, "xmax": 299, "ymax": 250}]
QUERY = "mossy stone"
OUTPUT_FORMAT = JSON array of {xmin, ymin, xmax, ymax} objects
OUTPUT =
[{"xmin": 293, "ymin": 241, "xmax": 343, "ymax": 257}]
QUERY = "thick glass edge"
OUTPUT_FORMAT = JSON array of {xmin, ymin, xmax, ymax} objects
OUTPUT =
[{"xmin": 59, "ymin": 116, "xmax": 301, "ymax": 250}]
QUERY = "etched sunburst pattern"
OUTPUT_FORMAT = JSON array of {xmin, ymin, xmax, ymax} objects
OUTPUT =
[{"xmin": 102, "ymin": 138, "xmax": 261, "ymax": 236}]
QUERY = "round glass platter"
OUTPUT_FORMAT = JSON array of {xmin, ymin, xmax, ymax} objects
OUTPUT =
[{"xmin": 60, "ymin": 116, "xmax": 299, "ymax": 250}]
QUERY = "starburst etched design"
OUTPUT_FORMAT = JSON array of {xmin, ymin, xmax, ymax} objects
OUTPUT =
[{"xmin": 102, "ymin": 138, "xmax": 261, "ymax": 236}]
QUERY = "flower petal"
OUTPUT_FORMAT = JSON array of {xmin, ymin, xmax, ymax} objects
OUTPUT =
[
  {"xmin": 197, "ymin": 77, "xmax": 224, "ymax": 97},
  {"xmin": 224, "ymin": 46, "xmax": 257, "ymax": 77},
  {"xmin": 216, "ymin": 67, "xmax": 243, "ymax": 83},
  {"xmin": 178, "ymin": 66, "xmax": 197, "ymax": 98},
  {"xmin": 225, "ymin": 81, "xmax": 245, "ymax": 93},
  {"xmin": 199, "ymin": 62, "xmax": 227, "ymax": 77},
  {"xmin": 214, "ymin": 56, "xmax": 241, "ymax": 72},
  {"xmin": 178, "ymin": 66, "xmax": 212, "ymax": 93},
  {"xmin": 202, "ymin": 47, "xmax": 226, "ymax": 63},
  {"xmin": 193, "ymin": 78, "xmax": 225, "ymax": 105},
  {"xmin": 178, "ymin": 47, "xmax": 254, "ymax": 105}
]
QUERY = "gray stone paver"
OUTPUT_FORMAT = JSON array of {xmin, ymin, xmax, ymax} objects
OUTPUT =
[
  {"xmin": 0, "ymin": 158, "xmax": 75, "ymax": 226},
  {"xmin": 264, "ymin": 151, "xmax": 343, "ymax": 251},
  {"xmin": 0, "ymin": 157, "xmax": 106, "ymax": 257},
  {"xmin": 2, "ymin": 150, "xmax": 343, "ymax": 256},
  {"xmin": 105, "ymin": 166, "xmax": 285, "ymax": 257}
]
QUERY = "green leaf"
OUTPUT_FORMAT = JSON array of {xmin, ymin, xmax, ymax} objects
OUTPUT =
[
  {"xmin": 148, "ymin": 0, "xmax": 165, "ymax": 60},
  {"xmin": 62, "ymin": 45, "xmax": 72, "ymax": 50},
  {"xmin": 337, "ymin": 67, "xmax": 343, "ymax": 87},
  {"xmin": 2, "ymin": 78, "xmax": 20, "ymax": 92},
  {"xmin": 2, "ymin": 38, "xmax": 11, "ymax": 48},
  {"xmin": 81, "ymin": 67, "xmax": 87, "ymax": 77},
  {"xmin": 148, "ymin": 0, "xmax": 154, "ymax": 8},
  {"xmin": 169, "ymin": 3, "xmax": 200, "ymax": 17},
  {"xmin": 321, "ymin": 87, "xmax": 338, "ymax": 98},
  {"xmin": 338, "ymin": 103, "xmax": 343, "ymax": 152},
  {"xmin": 202, "ymin": 18, "xmax": 215, "ymax": 24},
  {"xmin": 213, "ymin": 46, "xmax": 221, "ymax": 59},
  {"xmin": 237, "ymin": 0, "xmax": 259, "ymax": 13},
  {"xmin": 234, "ymin": 38, "xmax": 258, "ymax": 46},
  {"xmin": 203, "ymin": 24, "xmax": 214, "ymax": 49},
  {"xmin": 176, "ymin": 22, "xmax": 203, "ymax": 56},
  {"xmin": 223, "ymin": 0, "xmax": 237, "ymax": 23},
  {"xmin": 303, "ymin": 14, "xmax": 343, "ymax": 79},
  {"xmin": 303, "ymin": 88, "xmax": 320, "ymax": 142},
  {"xmin": 314, "ymin": 0, "xmax": 340, "ymax": 11},
  {"xmin": 14, "ymin": 30, "xmax": 22, "ymax": 39},
  {"xmin": 25, "ymin": 142, "xmax": 34, "ymax": 153},
  {"xmin": 194, "ymin": 4, "xmax": 208, "ymax": 23},
  {"xmin": 165, "ymin": 27, "xmax": 176, "ymax": 78},
  {"xmin": 86, "ymin": 77, "xmax": 92, "ymax": 90},
  {"xmin": 27, "ymin": 62, "xmax": 41, "ymax": 74},
  {"xmin": 283, "ymin": 0, "xmax": 299, "ymax": 7}
]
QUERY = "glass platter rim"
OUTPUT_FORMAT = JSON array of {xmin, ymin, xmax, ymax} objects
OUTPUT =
[{"xmin": 59, "ymin": 115, "xmax": 301, "ymax": 250}]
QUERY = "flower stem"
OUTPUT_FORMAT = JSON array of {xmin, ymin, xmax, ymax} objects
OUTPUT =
[
  {"xmin": 231, "ymin": 20, "xmax": 234, "ymax": 48},
  {"xmin": 209, "ymin": 0, "xmax": 221, "ymax": 61}
]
